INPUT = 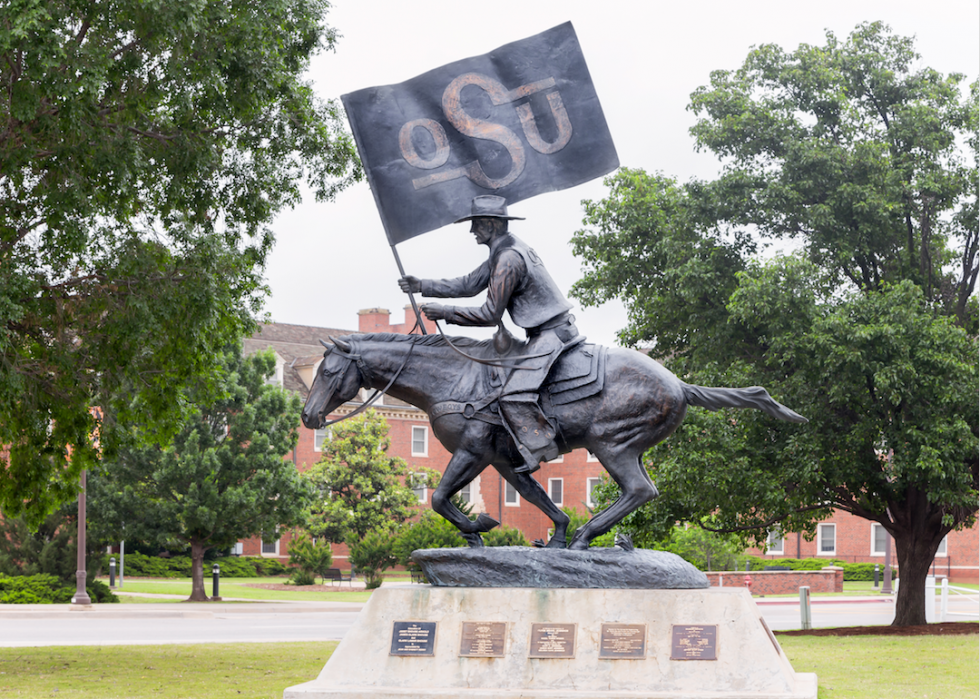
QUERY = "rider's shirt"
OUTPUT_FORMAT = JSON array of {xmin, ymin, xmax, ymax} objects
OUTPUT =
[{"xmin": 419, "ymin": 233, "xmax": 572, "ymax": 330}]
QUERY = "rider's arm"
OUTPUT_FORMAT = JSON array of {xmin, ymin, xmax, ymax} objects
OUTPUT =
[
  {"xmin": 420, "ymin": 261, "xmax": 491, "ymax": 299},
  {"xmin": 438, "ymin": 249, "xmax": 525, "ymax": 327}
]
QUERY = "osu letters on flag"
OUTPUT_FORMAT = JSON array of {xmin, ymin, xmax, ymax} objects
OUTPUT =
[{"xmin": 342, "ymin": 22, "xmax": 619, "ymax": 245}]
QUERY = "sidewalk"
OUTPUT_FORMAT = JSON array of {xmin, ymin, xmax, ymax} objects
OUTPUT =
[{"xmin": 0, "ymin": 599, "xmax": 366, "ymax": 620}]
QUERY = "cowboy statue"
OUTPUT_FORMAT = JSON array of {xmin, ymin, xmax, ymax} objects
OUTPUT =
[{"xmin": 398, "ymin": 195, "xmax": 579, "ymax": 474}]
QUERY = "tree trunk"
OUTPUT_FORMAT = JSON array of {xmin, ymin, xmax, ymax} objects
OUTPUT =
[
  {"xmin": 188, "ymin": 539, "xmax": 210, "ymax": 602},
  {"xmin": 891, "ymin": 522, "xmax": 945, "ymax": 626}
]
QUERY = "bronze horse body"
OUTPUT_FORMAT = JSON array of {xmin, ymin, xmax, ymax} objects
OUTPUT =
[{"xmin": 301, "ymin": 333, "xmax": 806, "ymax": 550}]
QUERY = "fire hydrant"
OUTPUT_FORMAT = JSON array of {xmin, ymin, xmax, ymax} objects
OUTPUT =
[{"xmin": 744, "ymin": 574, "xmax": 752, "ymax": 593}]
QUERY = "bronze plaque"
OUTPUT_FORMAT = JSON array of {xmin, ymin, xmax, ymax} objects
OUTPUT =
[
  {"xmin": 670, "ymin": 625, "xmax": 718, "ymax": 660},
  {"xmin": 390, "ymin": 621, "xmax": 437, "ymax": 656},
  {"xmin": 529, "ymin": 623, "xmax": 576, "ymax": 658},
  {"xmin": 599, "ymin": 623, "xmax": 646, "ymax": 659},
  {"xmin": 459, "ymin": 621, "xmax": 507, "ymax": 657}
]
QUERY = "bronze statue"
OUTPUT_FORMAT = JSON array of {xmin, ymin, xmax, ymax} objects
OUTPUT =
[
  {"xmin": 303, "ymin": 199, "xmax": 806, "ymax": 549},
  {"xmin": 399, "ymin": 196, "xmax": 577, "ymax": 474}
]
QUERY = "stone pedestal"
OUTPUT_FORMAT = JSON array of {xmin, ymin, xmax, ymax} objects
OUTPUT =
[{"xmin": 284, "ymin": 587, "xmax": 816, "ymax": 698}]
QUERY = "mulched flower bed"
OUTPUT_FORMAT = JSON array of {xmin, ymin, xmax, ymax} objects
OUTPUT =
[{"xmin": 776, "ymin": 621, "xmax": 978, "ymax": 637}]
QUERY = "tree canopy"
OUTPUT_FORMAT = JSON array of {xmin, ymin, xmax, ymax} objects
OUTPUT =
[
  {"xmin": 573, "ymin": 22, "xmax": 978, "ymax": 626},
  {"xmin": 0, "ymin": 0, "xmax": 360, "ymax": 525},
  {"xmin": 89, "ymin": 347, "xmax": 312, "ymax": 601}
]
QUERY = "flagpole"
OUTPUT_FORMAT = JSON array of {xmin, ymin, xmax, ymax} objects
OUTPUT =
[{"xmin": 390, "ymin": 243, "xmax": 427, "ymax": 335}]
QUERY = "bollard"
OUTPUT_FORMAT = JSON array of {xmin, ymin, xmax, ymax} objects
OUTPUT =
[
  {"xmin": 874, "ymin": 563, "xmax": 879, "ymax": 588},
  {"xmin": 212, "ymin": 563, "xmax": 221, "ymax": 601},
  {"xmin": 799, "ymin": 586, "xmax": 812, "ymax": 630},
  {"xmin": 109, "ymin": 557, "xmax": 116, "ymax": 588}
]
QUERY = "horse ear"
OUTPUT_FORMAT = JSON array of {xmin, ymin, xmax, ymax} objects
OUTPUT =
[
  {"xmin": 330, "ymin": 336, "xmax": 352, "ymax": 353},
  {"xmin": 318, "ymin": 339, "xmax": 331, "ymax": 350}
]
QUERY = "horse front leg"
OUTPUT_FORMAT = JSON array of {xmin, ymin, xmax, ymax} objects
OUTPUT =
[
  {"xmin": 430, "ymin": 446, "xmax": 497, "ymax": 548},
  {"xmin": 498, "ymin": 467, "xmax": 570, "ymax": 548}
]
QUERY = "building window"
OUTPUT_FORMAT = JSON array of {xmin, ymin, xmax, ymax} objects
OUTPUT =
[
  {"xmin": 935, "ymin": 535, "xmax": 948, "ymax": 557},
  {"xmin": 505, "ymin": 480, "xmax": 520, "ymax": 506},
  {"xmin": 261, "ymin": 532, "xmax": 279, "ymax": 556},
  {"xmin": 547, "ymin": 454, "xmax": 564, "ymax": 463},
  {"xmin": 871, "ymin": 523, "xmax": 888, "ymax": 556},
  {"xmin": 314, "ymin": 428, "xmax": 330, "ymax": 452},
  {"xmin": 548, "ymin": 478, "xmax": 563, "ymax": 506},
  {"xmin": 586, "ymin": 477, "xmax": 602, "ymax": 509},
  {"xmin": 817, "ymin": 524, "xmax": 836, "ymax": 555},
  {"xmin": 766, "ymin": 530, "xmax": 784, "ymax": 555},
  {"xmin": 586, "ymin": 452, "xmax": 600, "ymax": 463},
  {"xmin": 459, "ymin": 482, "xmax": 471, "ymax": 504},
  {"xmin": 412, "ymin": 426, "xmax": 428, "ymax": 456},
  {"xmin": 410, "ymin": 473, "xmax": 427, "ymax": 503}
]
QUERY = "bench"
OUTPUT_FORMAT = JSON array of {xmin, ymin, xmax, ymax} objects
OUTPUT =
[
  {"xmin": 410, "ymin": 569, "xmax": 427, "ymax": 584},
  {"xmin": 324, "ymin": 568, "xmax": 353, "ymax": 586}
]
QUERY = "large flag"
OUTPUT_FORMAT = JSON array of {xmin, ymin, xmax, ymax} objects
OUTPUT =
[{"xmin": 342, "ymin": 22, "xmax": 619, "ymax": 245}]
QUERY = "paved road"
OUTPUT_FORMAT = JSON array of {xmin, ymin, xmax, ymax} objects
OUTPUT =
[{"xmin": 1, "ymin": 591, "xmax": 975, "ymax": 647}]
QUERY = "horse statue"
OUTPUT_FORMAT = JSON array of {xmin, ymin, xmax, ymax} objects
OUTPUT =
[{"xmin": 301, "ymin": 332, "xmax": 806, "ymax": 550}]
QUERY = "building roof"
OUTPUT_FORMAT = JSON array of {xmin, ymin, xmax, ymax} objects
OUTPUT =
[{"xmin": 245, "ymin": 322, "xmax": 354, "ymax": 397}]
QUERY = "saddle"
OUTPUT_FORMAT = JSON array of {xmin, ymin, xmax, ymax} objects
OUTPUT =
[{"xmin": 428, "ymin": 341, "xmax": 607, "ymax": 428}]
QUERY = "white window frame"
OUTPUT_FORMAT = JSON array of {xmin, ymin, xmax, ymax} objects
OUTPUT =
[
  {"xmin": 260, "ymin": 532, "xmax": 280, "ymax": 556},
  {"xmin": 313, "ymin": 427, "xmax": 330, "ymax": 452},
  {"xmin": 548, "ymin": 478, "xmax": 564, "ymax": 506},
  {"xmin": 935, "ymin": 535, "xmax": 948, "ymax": 557},
  {"xmin": 586, "ymin": 477, "xmax": 602, "ymax": 509},
  {"xmin": 546, "ymin": 454, "xmax": 564, "ymax": 463},
  {"xmin": 411, "ymin": 426, "xmax": 428, "ymax": 456},
  {"xmin": 586, "ymin": 451, "xmax": 600, "ymax": 462},
  {"xmin": 504, "ymin": 480, "xmax": 520, "ymax": 506},
  {"xmin": 410, "ymin": 472, "xmax": 427, "ymax": 503},
  {"xmin": 871, "ymin": 523, "xmax": 888, "ymax": 556},
  {"xmin": 817, "ymin": 523, "xmax": 836, "ymax": 556},
  {"xmin": 459, "ymin": 482, "xmax": 471, "ymax": 504},
  {"xmin": 766, "ymin": 530, "xmax": 784, "ymax": 555}
]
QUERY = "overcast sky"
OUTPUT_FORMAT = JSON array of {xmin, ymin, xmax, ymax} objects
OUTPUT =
[{"xmin": 262, "ymin": 0, "xmax": 979, "ymax": 345}]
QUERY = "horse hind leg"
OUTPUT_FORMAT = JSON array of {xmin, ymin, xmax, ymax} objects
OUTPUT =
[{"xmin": 567, "ymin": 449, "xmax": 658, "ymax": 551}]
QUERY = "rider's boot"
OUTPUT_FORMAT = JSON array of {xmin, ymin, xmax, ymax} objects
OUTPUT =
[{"xmin": 499, "ymin": 397, "xmax": 559, "ymax": 474}]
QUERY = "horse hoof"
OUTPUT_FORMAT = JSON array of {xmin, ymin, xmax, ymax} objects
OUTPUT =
[
  {"xmin": 545, "ymin": 537, "xmax": 567, "ymax": 549},
  {"xmin": 461, "ymin": 532, "xmax": 485, "ymax": 548},
  {"xmin": 474, "ymin": 513, "xmax": 500, "ymax": 532},
  {"xmin": 567, "ymin": 538, "xmax": 588, "ymax": 551},
  {"xmin": 532, "ymin": 538, "xmax": 546, "ymax": 548}
]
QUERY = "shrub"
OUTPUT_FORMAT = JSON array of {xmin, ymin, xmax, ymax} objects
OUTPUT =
[
  {"xmin": 289, "ymin": 570, "xmax": 317, "ymax": 586},
  {"xmin": 738, "ymin": 556, "xmax": 897, "ymax": 580},
  {"xmin": 483, "ymin": 526, "xmax": 529, "ymax": 547},
  {"xmin": 393, "ymin": 512, "xmax": 464, "ymax": 571},
  {"xmin": 288, "ymin": 535, "xmax": 334, "ymax": 584},
  {"xmin": 348, "ymin": 529, "xmax": 397, "ymax": 589}
]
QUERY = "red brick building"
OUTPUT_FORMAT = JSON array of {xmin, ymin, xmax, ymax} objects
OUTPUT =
[
  {"xmin": 746, "ymin": 509, "xmax": 978, "ymax": 584},
  {"xmin": 239, "ymin": 308, "xmax": 605, "ymax": 569}
]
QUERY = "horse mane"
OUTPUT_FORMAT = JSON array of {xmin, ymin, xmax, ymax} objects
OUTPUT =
[{"xmin": 341, "ymin": 332, "xmax": 491, "ymax": 350}]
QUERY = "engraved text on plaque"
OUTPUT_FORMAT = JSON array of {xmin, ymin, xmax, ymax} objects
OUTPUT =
[
  {"xmin": 529, "ymin": 623, "xmax": 576, "ymax": 658},
  {"xmin": 599, "ymin": 623, "xmax": 646, "ymax": 659},
  {"xmin": 459, "ymin": 621, "xmax": 507, "ymax": 657},
  {"xmin": 390, "ymin": 621, "xmax": 437, "ymax": 656},
  {"xmin": 670, "ymin": 625, "xmax": 718, "ymax": 660}
]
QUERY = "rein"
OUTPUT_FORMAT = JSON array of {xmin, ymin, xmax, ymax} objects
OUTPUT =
[{"xmin": 433, "ymin": 320, "xmax": 551, "ymax": 370}]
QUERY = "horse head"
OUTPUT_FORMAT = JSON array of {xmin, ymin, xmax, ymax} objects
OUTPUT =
[{"xmin": 300, "ymin": 337, "xmax": 364, "ymax": 429}]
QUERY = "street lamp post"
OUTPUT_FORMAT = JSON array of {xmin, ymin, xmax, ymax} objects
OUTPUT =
[{"xmin": 71, "ymin": 470, "xmax": 92, "ymax": 605}]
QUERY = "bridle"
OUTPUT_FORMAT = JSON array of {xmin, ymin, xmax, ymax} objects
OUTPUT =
[{"xmin": 312, "ymin": 337, "xmax": 416, "ymax": 427}]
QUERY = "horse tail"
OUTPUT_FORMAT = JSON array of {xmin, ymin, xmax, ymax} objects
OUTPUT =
[{"xmin": 681, "ymin": 383, "xmax": 808, "ymax": 423}]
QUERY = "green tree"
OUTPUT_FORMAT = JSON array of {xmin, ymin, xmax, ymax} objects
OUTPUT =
[
  {"xmin": 90, "ymin": 347, "xmax": 313, "ymax": 601},
  {"xmin": 303, "ymin": 411, "xmax": 436, "ymax": 544},
  {"xmin": 572, "ymin": 23, "xmax": 978, "ymax": 626},
  {"xmin": 0, "ymin": 0, "xmax": 359, "ymax": 526}
]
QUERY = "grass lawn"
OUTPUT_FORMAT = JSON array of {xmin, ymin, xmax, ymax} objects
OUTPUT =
[
  {"xmin": 110, "ymin": 578, "xmax": 372, "ymax": 603},
  {"xmin": 0, "ymin": 642, "xmax": 334, "ymax": 698},
  {"xmin": 1, "ymin": 635, "xmax": 975, "ymax": 698},
  {"xmin": 778, "ymin": 633, "xmax": 979, "ymax": 698}
]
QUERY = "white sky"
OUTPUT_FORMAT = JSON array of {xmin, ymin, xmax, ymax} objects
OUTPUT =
[{"xmin": 262, "ymin": 0, "xmax": 979, "ymax": 345}]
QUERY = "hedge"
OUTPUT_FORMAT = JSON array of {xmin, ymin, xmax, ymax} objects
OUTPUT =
[
  {"xmin": 105, "ymin": 553, "xmax": 288, "ymax": 578},
  {"xmin": 740, "ymin": 556, "xmax": 897, "ymax": 581},
  {"xmin": 0, "ymin": 574, "xmax": 118, "ymax": 604}
]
